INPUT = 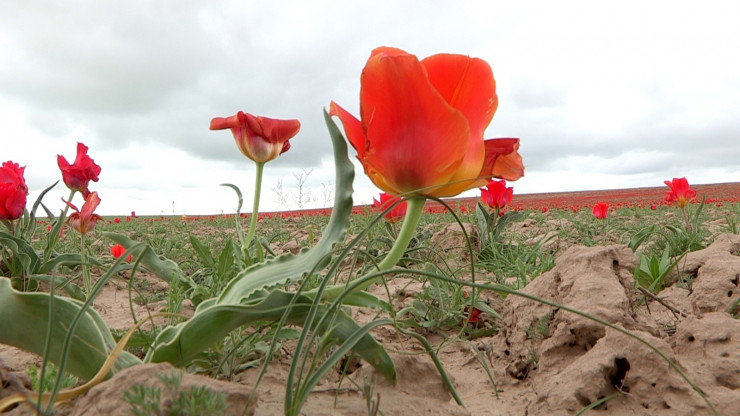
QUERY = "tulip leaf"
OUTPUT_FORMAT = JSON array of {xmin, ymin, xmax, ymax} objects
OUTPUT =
[
  {"xmin": 0, "ymin": 278, "xmax": 141, "ymax": 381},
  {"xmin": 147, "ymin": 290, "xmax": 395, "ymax": 383},
  {"xmin": 0, "ymin": 231, "xmax": 41, "ymax": 275},
  {"xmin": 104, "ymin": 232, "xmax": 187, "ymax": 285}
]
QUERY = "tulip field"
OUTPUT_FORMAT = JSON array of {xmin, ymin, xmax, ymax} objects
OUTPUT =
[{"xmin": 2, "ymin": 46, "xmax": 739, "ymax": 415}]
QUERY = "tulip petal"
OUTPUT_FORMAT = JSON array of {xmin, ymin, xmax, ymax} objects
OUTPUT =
[
  {"xmin": 329, "ymin": 101, "xmax": 367, "ymax": 160},
  {"xmin": 421, "ymin": 54, "xmax": 498, "ymax": 140},
  {"xmin": 210, "ymin": 114, "xmax": 240, "ymax": 130},
  {"xmin": 481, "ymin": 138, "xmax": 524, "ymax": 181},
  {"xmin": 246, "ymin": 114, "xmax": 301, "ymax": 144},
  {"xmin": 360, "ymin": 49, "xmax": 470, "ymax": 194}
]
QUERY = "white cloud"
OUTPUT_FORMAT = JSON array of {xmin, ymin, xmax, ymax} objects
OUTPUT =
[{"xmin": 2, "ymin": 1, "xmax": 739, "ymax": 215}]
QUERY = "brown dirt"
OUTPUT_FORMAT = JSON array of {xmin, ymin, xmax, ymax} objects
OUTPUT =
[{"xmin": 2, "ymin": 232, "xmax": 739, "ymax": 415}]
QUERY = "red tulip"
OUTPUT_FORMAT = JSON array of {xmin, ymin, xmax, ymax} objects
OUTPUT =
[
  {"xmin": 0, "ymin": 161, "xmax": 28, "ymax": 221},
  {"xmin": 663, "ymin": 177, "xmax": 696, "ymax": 208},
  {"xmin": 210, "ymin": 111, "xmax": 300, "ymax": 163},
  {"xmin": 373, "ymin": 193, "xmax": 407, "ymax": 223},
  {"xmin": 66, "ymin": 191, "xmax": 103, "ymax": 234},
  {"xmin": 110, "ymin": 243, "xmax": 132, "ymax": 261},
  {"xmin": 592, "ymin": 201, "xmax": 609, "ymax": 220},
  {"xmin": 57, "ymin": 142, "xmax": 101, "ymax": 197},
  {"xmin": 480, "ymin": 179, "xmax": 513, "ymax": 211},
  {"xmin": 330, "ymin": 47, "xmax": 523, "ymax": 198}
]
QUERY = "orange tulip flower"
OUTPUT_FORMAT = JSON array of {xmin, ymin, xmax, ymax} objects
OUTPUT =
[
  {"xmin": 210, "ymin": 111, "xmax": 301, "ymax": 163},
  {"xmin": 330, "ymin": 47, "xmax": 523, "ymax": 198}
]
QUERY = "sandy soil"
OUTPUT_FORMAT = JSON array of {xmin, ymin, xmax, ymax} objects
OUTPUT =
[{"xmin": 2, "ymin": 229, "xmax": 739, "ymax": 415}]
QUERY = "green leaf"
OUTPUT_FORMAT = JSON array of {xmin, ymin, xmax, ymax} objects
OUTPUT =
[
  {"xmin": 0, "ymin": 278, "xmax": 141, "ymax": 380},
  {"xmin": 0, "ymin": 231, "xmax": 41, "ymax": 276},
  {"xmin": 216, "ymin": 239, "xmax": 235, "ymax": 279},
  {"xmin": 628, "ymin": 225, "xmax": 656, "ymax": 252},
  {"xmin": 189, "ymin": 235, "xmax": 216, "ymax": 269},
  {"xmin": 148, "ymin": 290, "xmax": 394, "ymax": 380},
  {"xmin": 104, "ymin": 232, "xmax": 186, "ymax": 285}
]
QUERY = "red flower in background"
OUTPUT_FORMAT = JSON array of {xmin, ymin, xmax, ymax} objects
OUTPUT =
[
  {"xmin": 210, "ymin": 112, "xmax": 300, "ymax": 163},
  {"xmin": 664, "ymin": 177, "xmax": 697, "ymax": 208},
  {"xmin": 110, "ymin": 243, "xmax": 132, "ymax": 261},
  {"xmin": 330, "ymin": 47, "xmax": 523, "ymax": 198},
  {"xmin": 0, "ymin": 161, "xmax": 28, "ymax": 221},
  {"xmin": 57, "ymin": 142, "xmax": 101, "ymax": 198},
  {"xmin": 373, "ymin": 193, "xmax": 407, "ymax": 223},
  {"xmin": 66, "ymin": 191, "xmax": 103, "ymax": 234},
  {"xmin": 480, "ymin": 179, "xmax": 513, "ymax": 211},
  {"xmin": 592, "ymin": 201, "xmax": 609, "ymax": 219}
]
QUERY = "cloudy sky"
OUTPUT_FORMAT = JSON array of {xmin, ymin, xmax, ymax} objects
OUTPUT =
[{"xmin": 2, "ymin": 1, "xmax": 739, "ymax": 216}]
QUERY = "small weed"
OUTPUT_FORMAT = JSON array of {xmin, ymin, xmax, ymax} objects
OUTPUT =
[
  {"xmin": 526, "ymin": 348, "xmax": 538, "ymax": 369},
  {"xmin": 633, "ymin": 247, "xmax": 686, "ymax": 295},
  {"xmin": 122, "ymin": 370, "xmax": 228, "ymax": 416},
  {"xmin": 26, "ymin": 362, "xmax": 78, "ymax": 393},
  {"xmin": 524, "ymin": 313, "xmax": 552, "ymax": 339}
]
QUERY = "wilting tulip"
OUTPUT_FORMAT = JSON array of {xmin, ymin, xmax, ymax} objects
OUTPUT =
[
  {"xmin": 330, "ymin": 47, "xmax": 523, "ymax": 198},
  {"xmin": 66, "ymin": 191, "xmax": 103, "ymax": 234},
  {"xmin": 210, "ymin": 111, "xmax": 301, "ymax": 163},
  {"xmin": 57, "ymin": 142, "xmax": 101, "ymax": 197},
  {"xmin": 592, "ymin": 201, "xmax": 609, "ymax": 220},
  {"xmin": 480, "ymin": 179, "xmax": 513, "ymax": 212},
  {"xmin": 664, "ymin": 177, "xmax": 696, "ymax": 208},
  {"xmin": 0, "ymin": 161, "xmax": 28, "ymax": 221},
  {"xmin": 373, "ymin": 193, "xmax": 407, "ymax": 223}
]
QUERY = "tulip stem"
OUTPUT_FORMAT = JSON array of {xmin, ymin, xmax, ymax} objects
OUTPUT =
[
  {"xmin": 44, "ymin": 189, "xmax": 76, "ymax": 263},
  {"xmin": 326, "ymin": 197, "xmax": 425, "ymax": 299},
  {"xmin": 244, "ymin": 162, "xmax": 265, "ymax": 257},
  {"xmin": 680, "ymin": 206, "xmax": 692, "ymax": 232},
  {"xmin": 80, "ymin": 233, "xmax": 91, "ymax": 297},
  {"xmin": 377, "ymin": 197, "xmax": 425, "ymax": 271}
]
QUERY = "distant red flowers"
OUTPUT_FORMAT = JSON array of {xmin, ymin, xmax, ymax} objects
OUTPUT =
[
  {"xmin": 110, "ymin": 243, "xmax": 132, "ymax": 261},
  {"xmin": 0, "ymin": 161, "xmax": 28, "ymax": 221},
  {"xmin": 210, "ymin": 111, "xmax": 300, "ymax": 163},
  {"xmin": 664, "ymin": 177, "xmax": 696, "ymax": 208},
  {"xmin": 592, "ymin": 202, "xmax": 609, "ymax": 219},
  {"xmin": 373, "ymin": 193, "xmax": 407, "ymax": 223},
  {"xmin": 57, "ymin": 142, "xmax": 101, "ymax": 197}
]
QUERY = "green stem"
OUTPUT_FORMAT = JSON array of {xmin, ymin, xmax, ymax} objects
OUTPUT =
[
  {"xmin": 349, "ymin": 197, "xmax": 425, "ymax": 295},
  {"xmin": 80, "ymin": 233, "xmax": 91, "ymax": 297},
  {"xmin": 377, "ymin": 197, "xmax": 425, "ymax": 270},
  {"xmin": 681, "ymin": 205, "xmax": 692, "ymax": 232},
  {"xmin": 244, "ymin": 162, "xmax": 264, "ymax": 254},
  {"xmin": 44, "ymin": 189, "xmax": 76, "ymax": 263}
]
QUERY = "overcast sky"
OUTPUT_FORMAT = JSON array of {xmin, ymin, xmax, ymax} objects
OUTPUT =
[{"xmin": 2, "ymin": 1, "xmax": 739, "ymax": 216}]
